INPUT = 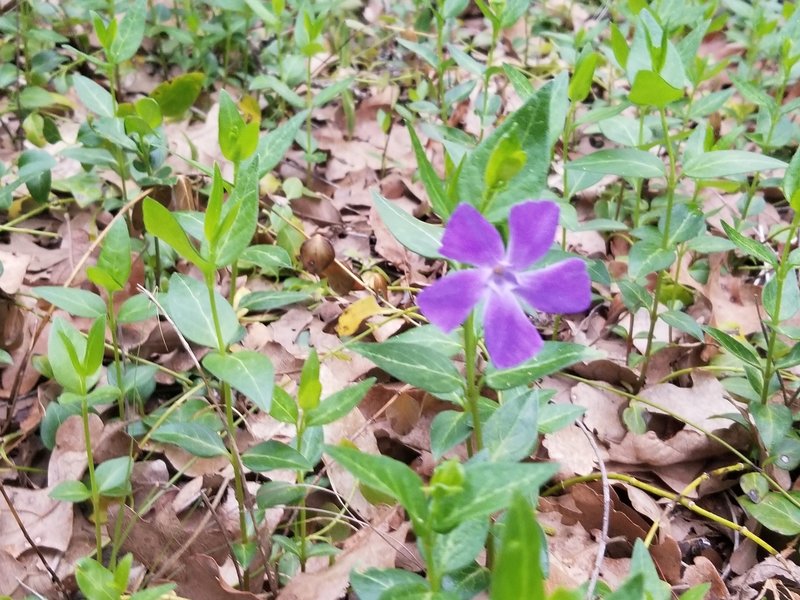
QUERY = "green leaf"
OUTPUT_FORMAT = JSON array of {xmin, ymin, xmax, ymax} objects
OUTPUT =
[
  {"xmin": 151, "ymin": 422, "xmax": 228, "ymax": 457},
  {"xmin": 34, "ymin": 286, "xmax": 106, "ymax": 318},
  {"xmin": 538, "ymin": 403, "xmax": 585, "ymax": 434},
  {"xmin": 659, "ymin": 310, "xmax": 705, "ymax": 342},
  {"xmin": 628, "ymin": 241, "xmax": 676, "ymax": 280},
  {"xmin": 117, "ymin": 294, "xmax": 158, "ymax": 323},
  {"xmin": 434, "ymin": 518, "xmax": 488, "ymax": 573},
  {"xmin": 312, "ymin": 77, "xmax": 354, "ymax": 107},
  {"xmin": 129, "ymin": 584, "xmax": 177, "ymax": 600},
  {"xmin": 305, "ymin": 379, "xmax": 374, "ymax": 426},
  {"xmin": 95, "ymin": 456, "xmax": 133, "ymax": 497},
  {"xmin": 202, "ymin": 350, "xmax": 274, "ymax": 412},
  {"xmin": 163, "ymin": 273, "xmax": 241, "ymax": 349},
  {"xmin": 739, "ymin": 492, "xmax": 800, "ymax": 535},
  {"xmin": 683, "ymin": 151, "xmax": 787, "ymax": 179},
  {"xmin": 270, "ymin": 386, "xmax": 298, "ymax": 424},
  {"xmin": 569, "ymin": 148, "xmax": 665, "ymax": 179},
  {"xmin": 239, "ymin": 245, "xmax": 293, "ymax": 273},
  {"xmin": 431, "ymin": 462, "xmax": 558, "ymax": 533},
  {"xmin": 109, "ymin": 0, "xmax": 146, "ymax": 62},
  {"xmin": 72, "ymin": 74, "xmax": 114, "ymax": 118},
  {"xmin": 750, "ymin": 401, "xmax": 792, "ymax": 453},
  {"xmin": 242, "ymin": 440, "xmax": 313, "ymax": 471},
  {"xmin": 483, "ymin": 389, "xmax": 539, "ymax": 462},
  {"xmin": 143, "ymin": 197, "xmax": 209, "ymax": 270},
  {"xmin": 213, "ymin": 158, "xmax": 260, "ymax": 267},
  {"xmin": 204, "ymin": 163, "xmax": 224, "ymax": 244},
  {"xmin": 486, "ymin": 342, "xmax": 604, "ymax": 390},
  {"xmin": 256, "ymin": 480, "xmax": 306, "ymax": 509},
  {"xmin": 490, "ymin": 494, "xmax": 545, "ymax": 600},
  {"xmin": 629, "ymin": 69, "xmax": 683, "ymax": 107},
  {"xmin": 351, "ymin": 569, "xmax": 428, "ymax": 600},
  {"xmin": 763, "ymin": 271, "xmax": 800, "ymax": 322},
  {"xmin": 150, "ymin": 72, "xmax": 205, "ymax": 118},
  {"xmin": 372, "ymin": 191, "xmax": 443, "ymax": 259},
  {"xmin": 89, "ymin": 219, "xmax": 131, "ymax": 292},
  {"xmin": 84, "ymin": 316, "xmax": 107, "ymax": 375},
  {"xmin": 408, "ymin": 125, "xmax": 452, "ymax": 219},
  {"xmin": 239, "ymin": 290, "xmax": 312, "ymax": 312},
  {"xmin": 568, "ymin": 50, "xmax": 599, "ymax": 103},
  {"xmin": 704, "ymin": 326, "xmax": 761, "ymax": 366},
  {"xmin": 720, "ymin": 221, "xmax": 777, "ymax": 267},
  {"xmin": 430, "ymin": 410, "xmax": 471, "ymax": 460},
  {"xmin": 298, "ymin": 349, "xmax": 322, "ymax": 411},
  {"xmin": 351, "ymin": 340, "xmax": 463, "ymax": 394},
  {"xmin": 249, "ymin": 110, "xmax": 307, "ymax": 176},
  {"xmin": 397, "ymin": 38, "xmax": 439, "ymax": 68},
  {"xmin": 325, "ymin": 444, "xmax": 428, "ymax": 527},
  {"xmin": 249, "ymin": 74, "xmax": 305, "ymax": 107},
  {"xmin": 629, "ymin": 538, "xmax": 671, "ymax": 600},
  {"xmin": 457, "ymin": 83, "xmax": 552, "ymax": 221},
  {"xmin": 484, "ymin": 131, "xmax": 527, "ymax": 191},
  {"xmin": 48, "ymin": 318, "xmax": 89, "ymax": 393},
  {"xmin": 218, "ymin": 90, "xmax": 259, "ymax": 163},
  {"xmin": 784, "ymin": 146, "xmax": 800, "ymax": 212},
  {"xmin": 661, "ymin": 203, "xmax": 705, "ymax": 245},
  {"xmin": 49, "ymin": 480, "xmax": 91, "ymax": 503},
  {"xmin": 76, "ymin": 557, "xmax": 120, "ymax": 600}
]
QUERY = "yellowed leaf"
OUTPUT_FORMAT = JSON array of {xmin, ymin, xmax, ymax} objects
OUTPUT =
[{"xmin": 335, "ymin": 295, "xmax": 383, "ymax": 336}]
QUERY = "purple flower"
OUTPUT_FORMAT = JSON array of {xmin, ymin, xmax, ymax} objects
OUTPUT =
[{"xmin": 417, "ymin": 201, "xmax": 591, "ymax": 369}]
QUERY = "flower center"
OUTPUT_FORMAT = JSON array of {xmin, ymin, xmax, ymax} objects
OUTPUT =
[{"xmin": 489, "ymin": 263, "xmax": 518, "ymax": 288}]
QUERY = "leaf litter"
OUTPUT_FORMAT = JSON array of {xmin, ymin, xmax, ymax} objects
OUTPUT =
[{"xmin": 3, "ymin": 1, "xmax": 800, "ymax": 598}]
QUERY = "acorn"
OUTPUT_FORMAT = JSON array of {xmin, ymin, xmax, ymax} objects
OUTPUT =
[
  {"xmin": 361, "ymin": 270, "xmax": 388, "ymax": 298},
  {"xmin": 300, "ymin": 234, "xmax": 335, "ymax": 275}
]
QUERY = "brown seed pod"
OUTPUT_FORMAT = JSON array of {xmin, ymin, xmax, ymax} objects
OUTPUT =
[
  {"xmin": 361, "ymin": 270, "xmax": 388, "ymax": 298},
  {"xmin": 300, "ymin": 234, "xmax": 335, "ymax": 275}
]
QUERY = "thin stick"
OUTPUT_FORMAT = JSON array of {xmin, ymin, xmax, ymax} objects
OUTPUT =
[
  {"xmin": 577, "ymin": 420, "xmax": 609, "ymax": 600},
  {"xmin": 0, "ymin": 479, "xmax": 70, "ymax": 599}
]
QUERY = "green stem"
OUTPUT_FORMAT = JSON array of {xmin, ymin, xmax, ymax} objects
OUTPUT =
[
  {"xmin": 295, "ymin": 421, "xmax": 308, "ymax": 570},
  {"xmin": 206, "ymin": 271, "xmax": 250, "ymax": 587},
  {"xmin": 82, "ymin": 396, "xmax": 104, "ymax": 561},
  {"xmin": 479, "ymin": 24, "xmax": 500, "ymax": 135},
  {"xmin": 761, "ymin": 209, "xmax": 800, "ymax": 404},
  {"xmin": 435, "ymin": 10, "xmax": 447, "ymax": 124},
  {"xmin": 463, "ymin": 313, "xmax": 483, "ymax": 452},
  {"xmin": 106, "ymin": 295, "xmax": 125, "ymax": 418},
  {"xmin": 305, "ymin": 57, "xmax": 313, "ymax": 183},
  {"xmin": 423, "ymin": 529, "xmax": 441, "ymax": 591},
  {"xmin": 636, "ymin": 107, "xmax": 677, "ymax": 391}
]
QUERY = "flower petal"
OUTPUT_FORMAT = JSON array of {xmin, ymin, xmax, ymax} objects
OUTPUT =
[
  {"xmin": 515, "ymin": 258, "xmax": 592, "ymax": 314},
  {"xmin": 507, "ymin": 201, "xmax": 560, "ymax": 269},
  {"xmin": 440, "ymin": 204, "xmax": 504, "ymax": 267},
  {"xmin": 417, "ymin": 269, "xmax": 488, "ymax": 332},
  {"xmin": 483, "ymin": 291, "xmax": 543, "ymax": 369}
]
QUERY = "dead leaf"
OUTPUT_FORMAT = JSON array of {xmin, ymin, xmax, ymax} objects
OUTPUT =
[{"xmin": 335, "ymin": 295, "xmax": 383, "ymax": 336}]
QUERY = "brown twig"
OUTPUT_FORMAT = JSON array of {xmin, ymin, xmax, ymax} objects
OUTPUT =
[{"xmin": 0, "ymin": 479, "xmax": 70, "ymax": 599}]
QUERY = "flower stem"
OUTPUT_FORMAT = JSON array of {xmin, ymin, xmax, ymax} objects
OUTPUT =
[{"xmin": 463, "ymin": 313, "xmax": 483, "ymax": 452}]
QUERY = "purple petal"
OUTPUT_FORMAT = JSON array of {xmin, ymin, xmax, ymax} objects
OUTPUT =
[
  {"xmin": 506, "ymin": 201, "xmax": 560, "ymax": 269},
  {"xmin": 440, "ymin": 204, "xmax": 504, "ymax": 267},
  {"xmin": 515, "ymin": 258, "xmax": 592, "ymax": 314},
  {"xmin": 417, "ymin": 269, "xmax": 488, "ymax": 332},
  {"xmin": 483, "ymin": 291, "xmax": 543, "ymax": 369}
]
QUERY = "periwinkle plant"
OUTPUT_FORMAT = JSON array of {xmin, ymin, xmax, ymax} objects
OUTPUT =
[{"xmin": 417, "ymin": 200, "xmax": 591, "ymax": 369}]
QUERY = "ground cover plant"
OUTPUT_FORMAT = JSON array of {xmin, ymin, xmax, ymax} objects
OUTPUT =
[{"xmin": 2, "ymin": 0, "xmax": 800, "ymax": 598}]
